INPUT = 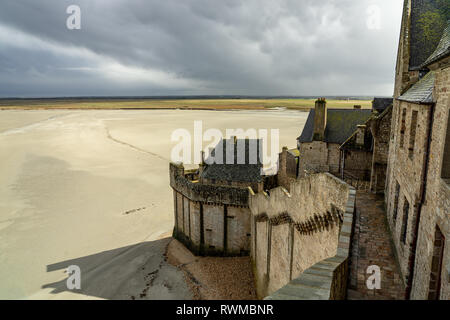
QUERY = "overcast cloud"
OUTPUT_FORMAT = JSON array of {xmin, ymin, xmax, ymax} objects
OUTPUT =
[{"xmin": 0, "ymin": 0, "xmax": 403, "ymax": 97}]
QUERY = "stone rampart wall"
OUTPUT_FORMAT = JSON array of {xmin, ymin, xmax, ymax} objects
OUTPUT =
[{"xmin": 249, "ymin": 173, "xmax": 355, "ymax": 299}]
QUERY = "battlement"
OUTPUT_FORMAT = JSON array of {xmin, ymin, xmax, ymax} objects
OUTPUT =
[{"xmin": 170, "ymin": 162, "xmax": 250, "ymax": 207}]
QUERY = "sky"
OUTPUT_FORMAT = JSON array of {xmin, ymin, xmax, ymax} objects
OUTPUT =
[{"xmin": 0, "ymin": 0, "xmax": 404, "ymax": 98}]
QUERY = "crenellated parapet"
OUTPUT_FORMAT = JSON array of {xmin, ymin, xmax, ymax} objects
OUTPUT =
[
  {"xmin": 249, "ymin": 173, "xmax": 350, "ymax": 223},
  {"xmin": 170, "ymin": 162, "xmax": 250, "ymax": 207}
]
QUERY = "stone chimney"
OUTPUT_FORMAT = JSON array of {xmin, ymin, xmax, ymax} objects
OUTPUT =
[
  {"xmin": 356, "ymin": 125, "xmax": 366, "ymax": 145},
  {"xmin": 198, "ymin": 150, "xmax": 205, "ymax": 176},
  {"xmin": 277, "ymin": 146, "xmax": 290, "ymax": 190},
  {"xmin": 313, "ymin": 98, "xmax": 327, "ymax": 141}
]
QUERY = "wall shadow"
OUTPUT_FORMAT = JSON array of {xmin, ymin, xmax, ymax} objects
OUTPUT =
[{"xmin": 41, "ymin": 237, "xmax": 192, "ymax": 300}]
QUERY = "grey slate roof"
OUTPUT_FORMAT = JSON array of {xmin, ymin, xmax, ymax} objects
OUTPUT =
[
  {"xmin": 201, "ymin": 138, "xmax": 263, "ymax": 182},
  {"xmin": 422, "ymin": 20, "xmax": 450, "ymax": 67},
  {"xmin": 409, "ymin": 0, "xmax": 449, "ymax": 70},
  {"xmin": 202, "ymin": 164, "xmax": 262, "ymax": 182},
  {"xmin": 372, "ymin": 98, "xmax": 393, "ymax": 113},
  {"xmin": 398, "ymin": 71, "xmax": 435, "ymax": 104},
  {"xmin": 297, "ymin": 109, "xmax": 372, "ymax": 144}
]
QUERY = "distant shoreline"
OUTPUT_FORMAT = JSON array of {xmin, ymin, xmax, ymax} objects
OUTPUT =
[
  {"xmin": 0, "ymin": 98, "xmax": 374, "ymax": 111},
  {"xmin": 0, "ymin": 95, "xmax": 377, "ymax": 100}
]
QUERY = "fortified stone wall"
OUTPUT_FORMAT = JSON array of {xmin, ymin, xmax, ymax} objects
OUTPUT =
[
  {"xmin": 201, "ymin": 178, "xmax": 263, "ymax": 193},
  {"xmin": 170, "ymin": 162, "xmax": 252, "ymax": 256},
  {"xmin": 248, "ymin": 173, "xmax": 355, "ymax": 299}
]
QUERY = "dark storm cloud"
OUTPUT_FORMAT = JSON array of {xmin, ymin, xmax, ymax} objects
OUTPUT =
[{"xmin": 0, "ymin": 0, "xmax": 403, "ymax": 97}]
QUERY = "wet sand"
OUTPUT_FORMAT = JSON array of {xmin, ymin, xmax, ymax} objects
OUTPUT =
[{"xmin": 0, "ymin": 109, "xmax": 307, "ymax": 299}]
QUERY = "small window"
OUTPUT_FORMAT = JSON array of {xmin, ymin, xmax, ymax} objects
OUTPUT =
[
  {"xmin": 400, "ymin": 108, "xmax": 407, "ymax": 148},
  {"xmin": 401, "ymin": 197, "xmax": 410, "ymax": 244},
  {"xmin": 442, "ymin": 111, "xmax": 450, "ymax": 182},
  {"xmin": 393, "ymin": 182, "xmax": 400, "ymax": 223},
  {"xmin": 428, "ymin": 226, "xmax": 445, "ymax": 300},
  {"xmin": 409, "ymin": 110, "xmax": 418, "ymax": 159}
]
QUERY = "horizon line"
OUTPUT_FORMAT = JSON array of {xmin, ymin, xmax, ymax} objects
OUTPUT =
[{"xmin": 0, "ymin": 94, "xmax": 392, "ymax": 100}]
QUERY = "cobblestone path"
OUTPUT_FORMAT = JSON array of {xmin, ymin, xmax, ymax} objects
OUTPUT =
[{"xmin": 347, "ymin": 191, "xmax": 405, "ymax": 300}]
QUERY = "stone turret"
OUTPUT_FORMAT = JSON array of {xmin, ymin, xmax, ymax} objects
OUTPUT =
[
  {"xmin": 355, "ymin": 125, "xmax": 366, "ymax": 146},
  {"xmin": 313, "ymin": 98, "xmax": 327, "ymax": 141}
]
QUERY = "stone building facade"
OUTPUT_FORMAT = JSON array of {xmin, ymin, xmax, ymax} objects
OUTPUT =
[
  {"xmin": 297, "ymin": 98, "xmax": 372, "ymax": 178},
  {"xmin": 339, "ymin": 98, "xmax": 393, "ymax": 192},
  {"xmin": 367, "ymin": 103, "xmax": 393, "ymax": 193},
  {"xmin": 385, "ymin": 0, "xmax": 449, "ymax": 300},
  {"xmin": 276, "ymin": 147, "xmax": 299, "ymax": 191},
  {"xmin": 339, "ymin": 124, "xmax": 373, "ymax": 182}
]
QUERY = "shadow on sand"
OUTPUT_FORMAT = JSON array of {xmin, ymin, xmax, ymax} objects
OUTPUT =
[{"xmin": 41, "ymin": 237, "xmax": 192, "ymax": 300}]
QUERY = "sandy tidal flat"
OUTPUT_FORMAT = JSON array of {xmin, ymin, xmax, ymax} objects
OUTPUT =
[{"xmin": 0, "ymin": 109, "xmax": 307, "ymax": 299}]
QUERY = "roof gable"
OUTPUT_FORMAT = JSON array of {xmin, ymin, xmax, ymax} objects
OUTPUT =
[{"xmin": 298, "ymin": 109, "xmax": 372, "ymax": 145}]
